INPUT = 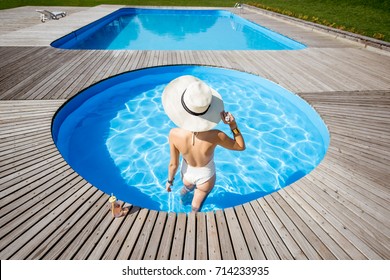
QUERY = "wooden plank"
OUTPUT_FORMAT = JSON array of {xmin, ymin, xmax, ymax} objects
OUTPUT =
[
  {"xmin": 242, "ymin": 203, "xmax": 280, "ymax": 259},
  {"xmin": 183, "ymin": 212, "xmax": 196, "ymax": 260},
  {"xmin": 26, "ymin": 190, "xmax": 104, "ymax": 259},
  {"xmin": 215, "ymin": 210, "xmax": 235, "ymax": 259},
  {"xmin": 1, "ymin": 140, "xmax": 54, "ymax": 166},
  {"xmin": 257, "ymin": 196, "xmax": 306, "ymax": 259},
  {"xmin": 274, "ymin": 189, "xmax": 341, "ymax": 259},
  {"xmin": 71, "ymin": 202, "xmax": 120, "ymax": 260},
  {"xmin": 0, "ymin": 131, "xmax": 50, "ymax": 153},
  {"xmin": 294, "ymin": 179, "xmax": 375, "ymax": 259},
  {"xmin": 0, "ymin": 48, "xmax": 55, "ymax": 97},
  {"xmin": 0, "ymin": 167, "xmax": 78, "ymax": 229},
  {"xmin": 125, "ymin": 50, "xmax": 144, "ymax": 71},
  {"xmin": 170, "ymin": 212, "xmax": 187, "ymax": 260},
  {"xmin": 327, "ymin": 146, "xmax": 389, "ymax": 175},
  {"xmin": 329, "ymin": 127, "xmax": 390, "ymax": 153},
  {"xmin": 325, "ymin": 150, "xmax": 389, "ymax": 185},
  {"xmin": 112, "ymin": 207, "xmax": 149, "ymax": 260},
  {"xmin": 329, "ymin": 138, "xmax": 390, "ymax": 167},
  {"xmin": 0, "ymin": 146, "xmax": 58, "ymax": 177},
  {"xmin": 0, "ymin": 122, "xmax": 50, "ymax": 139},
  {"xmin": 53, "ymin": 194, "xmax": 111, "ymax": 260},
  {"xmin": 264, "ymin": 194, "xmax": 321, "ymax": 259},
  {"xmin": 234, "ymin": 205, "xmax": 266, "ymax": 259},
  {"xmin": 317, "ymin": 162, "xmax": 390, "ymax": 219},
  {"xmin": 143, "ymin": 211, "xmax": 167, "ymax": 260},
  {"xmin": 1, "ymin": 163, "xmax": 74, "ymax": 208},
  {"xmin": 87, "ymin": 204, "xmax": 138, "ymax": 260},
  {"xmin": 286, "ymin": 185, "xmax": 365, "ymax": 259},
  {"xmin": 324, "ymin": 156, "xmax": 388, "ymax": 188},
  {"xmin": 135, "ymin": 50, "xmax": 148, "ymax": 69},
  {"xmin": 0, "ymin": 180, "xmax": 90, "ymax": 259},
  {"xmin": 0, "ymin": 154, "xmax": 64, "ymax": 196},
  {"xmin": 105, "ymin": 206, "xmax": 146, "ymax": 260},
  {"xmin": 101, "ymin": 51, "xmax": 127, "ymax": 79},
  {"xmin": 156, "ymin": 212, "xmax": 176, "ymax": 260},
  {"xmin": 0, "ymin": 174, "xmax": 84, "ymax": 244},
  {"xmin": 250, "ymin": 200, "xmax": 294, "ymax": 260},
  {"xmin": 301, "ymin": 176, "xmax": 389, "ymax": 259},
  {"xmin": 224, "ymin": 207, "xmax": 251, "ymax": 259},
  {"xmin": 130, "ymin": 210, "xmax": 159, "ymax": 260},
  {"xmin": 196, "ymin": 212, "xmax": 207, "ymax": 260},
  {"xmin": 206, "ymin": 211, "xmax": 221, "ymax": 260},
  {"xmin": 0, "ymin": 129, "xmax": 53, "ymax": 150},
  {"xmin": 1, "ymin": 50, "xmax": 78, "ymax": 100},
  {"xmin": 315, "ymin": 164, "xmax": 390, "ymax": 229},
  {"xmin": 0, "ymin": 47, "xmax": 42, "ymax": 71},
  {"xmin": 117, "ymin": 51, "xmax": 137, "ymax": 73},
  {"xmin": 43, "ymin": 51, "xmax": 102, "ymax": 100}
]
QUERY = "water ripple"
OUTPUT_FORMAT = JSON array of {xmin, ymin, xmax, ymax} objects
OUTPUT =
[
  {"xmin": 104, "ymin": 74, "xmax": 327, "ymax": 212},
  {"xmin": 55, "ymin": 67, "xmax": 328, "ymax": 213}
]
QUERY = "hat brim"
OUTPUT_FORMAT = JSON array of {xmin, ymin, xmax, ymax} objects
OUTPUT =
[{"xmin": 162, "ymin": 75, "xmax": 224, "ymax": 132}]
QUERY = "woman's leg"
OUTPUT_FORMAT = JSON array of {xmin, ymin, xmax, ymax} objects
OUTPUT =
[
  {"xmin": 191, "ymin": 174, "xmax": 216, "ymax": 212},
  {"xmin": 180, "ymin": 178, "xmax": 195, "ymax": 196}
]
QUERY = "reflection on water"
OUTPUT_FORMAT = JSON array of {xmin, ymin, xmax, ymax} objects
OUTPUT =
[
  {"xmin": 139, "ymin": 13, "xmax": 218, "ymax": 37},
  {"xmin": 75, "ymin": 16, "xmax": 136, "ymax": 50},
  {"xmin": 65, "ymin": 9, "xmax": 305, "ymax": 50}
]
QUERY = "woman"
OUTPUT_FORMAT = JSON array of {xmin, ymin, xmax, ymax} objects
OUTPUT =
[{"xmin": 162, "ymin": 75, "xmax": 245, "ymax": 212}]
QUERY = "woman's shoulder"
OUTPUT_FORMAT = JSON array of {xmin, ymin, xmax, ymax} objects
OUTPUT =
[
  {"xmin": 170, "ymin": 127, "xmax": 187, "ymax": 135},
  {"xmin": 208, "ymin": 129, "xmax": 226, "ymax": 136},
  {"xmin": 203, "ymin": 129, "xmax": 227, "ymax": 142},
  {"xmin": 169, "ymin": 128, "xmax": 192, "ymax": 141}
]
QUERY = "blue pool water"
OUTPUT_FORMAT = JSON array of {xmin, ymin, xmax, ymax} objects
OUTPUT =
[
  {"xmin": 52, "ymin": 65, "xmax": 329, "ymax": 213},
  {"xmin": 51, "ymin": 8, "xmax": 306, "ymax": 50}
]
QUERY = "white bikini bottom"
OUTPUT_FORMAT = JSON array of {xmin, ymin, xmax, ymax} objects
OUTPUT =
[{"xmin": 180, "ymin": 159, "xmax": 216, "ymax": 186}]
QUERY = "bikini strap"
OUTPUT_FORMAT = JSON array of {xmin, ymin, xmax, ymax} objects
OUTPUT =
[{"xmin": 192, "ymin": 132, "xmax": 198, "ymax": 146}]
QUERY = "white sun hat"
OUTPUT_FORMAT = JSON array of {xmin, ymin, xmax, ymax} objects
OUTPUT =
[{"xmin": 162, "ymin": 75, "xmax": 224, "ymax": 132}]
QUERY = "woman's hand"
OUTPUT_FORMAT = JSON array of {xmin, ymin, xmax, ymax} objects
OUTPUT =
[
  {"xmin": 166, "ymin": 182, "xmax": 172, "ymax": 192},
  {"xmin": 221, "ymin": 111, "xmax": 237, "ymax": 127},
  {"xmin": 218, "ymin": 111, "xmax": 245, "ymax": 151}
]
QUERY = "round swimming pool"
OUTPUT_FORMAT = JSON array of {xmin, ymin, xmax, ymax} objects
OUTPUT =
[{"xmin": 52, "ymin": 65, "xmax": 329, "ymax": 213}]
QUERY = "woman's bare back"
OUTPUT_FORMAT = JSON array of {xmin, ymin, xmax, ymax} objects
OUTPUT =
[{"xmin": 170, "ymin": 128, "xmax": 218, "ymax": 167}]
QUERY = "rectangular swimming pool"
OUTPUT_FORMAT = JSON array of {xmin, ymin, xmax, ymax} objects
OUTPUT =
[{"xmin": 51, "ymin": 8, "xmax": 306, "ymax": 50}]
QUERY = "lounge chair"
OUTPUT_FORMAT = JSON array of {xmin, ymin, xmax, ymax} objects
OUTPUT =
[{"xmin": 36, "ymin": 9, "xmax": 67, "ymax": 22}]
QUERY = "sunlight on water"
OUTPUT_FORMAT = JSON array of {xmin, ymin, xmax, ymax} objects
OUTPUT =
[
  {"xmin": 53, "ymin": 66, "xmax": 328, "ymax": 213},
  {"xmin": 104, "ymin": 69, "xmax": 327, "ymax": 212}
]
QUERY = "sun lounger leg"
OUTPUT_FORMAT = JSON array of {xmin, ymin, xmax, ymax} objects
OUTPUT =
[{"xmin": 40, "ymin": 14, "xmax": 46, "ymax": 22}]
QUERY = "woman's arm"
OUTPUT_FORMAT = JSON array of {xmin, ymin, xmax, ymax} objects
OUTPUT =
[
  {"xmin": 166, "ymin": 129, "xmax": 180, "ymax": 192},
  {"xmin": 217, "ymin": 111, "xmax": 246, "ymax": 151}
]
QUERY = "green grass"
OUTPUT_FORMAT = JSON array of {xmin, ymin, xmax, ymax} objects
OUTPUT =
[
  {"xmin": 246, "ymin": 0, "xmax": 390, "ymax": 42},
  {"xmin": 1, "ymin": 0, "xmax": 389, "ymax": 42},
  {"xmin": 0, "ymin": 1, "xmax": 237, "ymax": 10}
]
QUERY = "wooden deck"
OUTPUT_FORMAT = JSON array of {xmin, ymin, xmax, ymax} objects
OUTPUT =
[{"xmin": 0, "ymin": 5, "xmax": 389, "ymax": 260}]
